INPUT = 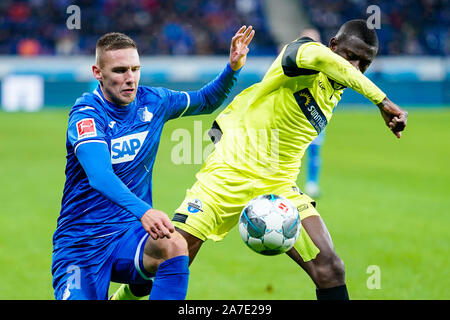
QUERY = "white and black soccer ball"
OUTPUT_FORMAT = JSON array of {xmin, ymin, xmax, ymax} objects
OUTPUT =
[{"xmin": 239, "ymin": 194, "xmax": 301, "ymax": 256}]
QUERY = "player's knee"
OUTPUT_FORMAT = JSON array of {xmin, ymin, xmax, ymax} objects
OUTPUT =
[
  {"xmin": 165, "ymin": 232, "xmax": 189, "ymax": 258},
  {"xmin": 143, "ymin": 232, "xmax": 189, "ymax": 273},
  {"xmin": 313, "ymin": 253, "xmax": 345, "ymax": 287},
  {"xmin": 151, "ymin": 232, "xmax": 188, "ymax": 261}
]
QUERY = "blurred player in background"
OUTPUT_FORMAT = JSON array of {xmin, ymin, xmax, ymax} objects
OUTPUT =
[
  {"xmin": 114, "ymin": 19, "xmax": 407, "ymax": 300},
  {"xmin": 51, "ymin": 26, "xmax": 255, "ymax": 300},
  {"xmin": 300, "ymin": 28, "xmax": 325, "ymax": 198}
]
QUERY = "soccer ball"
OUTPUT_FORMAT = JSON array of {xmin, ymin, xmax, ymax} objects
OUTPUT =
[{"xmin": 238, "ymin": 194, "xmax": 301, "ymax": 256}]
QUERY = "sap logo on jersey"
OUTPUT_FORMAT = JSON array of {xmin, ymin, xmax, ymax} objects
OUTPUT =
[{"xmin": 111, "ymin": 131, "xmax": 148, "ymax": 164}]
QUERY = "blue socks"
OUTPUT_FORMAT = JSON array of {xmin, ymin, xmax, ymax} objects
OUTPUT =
[{"xmin": 148, "ymin": 255, "xmax": 189, "ymax": 300}]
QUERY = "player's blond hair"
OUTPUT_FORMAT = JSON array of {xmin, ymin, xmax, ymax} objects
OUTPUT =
[{"xmin": 95, "ymin": 32, "xmax": 137, "ymax": 67}]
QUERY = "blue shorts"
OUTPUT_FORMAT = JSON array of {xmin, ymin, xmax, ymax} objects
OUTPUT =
[{"xmin": 52, "ymin": 221, "xmax": 153, "ymax": 300}]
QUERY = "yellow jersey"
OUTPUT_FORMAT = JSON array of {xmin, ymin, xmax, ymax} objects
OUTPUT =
[{"xmin": 209, "ymin": 37, "xmax": 386, "ymax": 182}]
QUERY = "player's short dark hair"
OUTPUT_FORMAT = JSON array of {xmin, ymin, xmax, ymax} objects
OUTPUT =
[
  {"xmin": 336, "ymin": 19, "xmax": 379, "ymax": 48},
  {"xmin": 95, "ymin": 32, "xmax": 137, "ymax": 66},
  {"xmin": 96, "ymin": 32, "xmax": 137, "ymax": 52}
]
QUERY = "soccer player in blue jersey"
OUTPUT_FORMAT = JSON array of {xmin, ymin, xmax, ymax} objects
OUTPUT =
[{"xmin": 51, "ymin": 26, "xmax": 255, "ymax": 300}]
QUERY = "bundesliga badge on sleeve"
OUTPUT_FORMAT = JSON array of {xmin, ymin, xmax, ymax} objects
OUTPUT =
[{"xmin": 76, "ymin": 118, "xmax": 97, "ymax": 140}]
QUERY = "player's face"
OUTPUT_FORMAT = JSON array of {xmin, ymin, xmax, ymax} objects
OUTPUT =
[
  {"xmin": 94, "ymin": 48, "xmax": 141, "ymax": 106},
  {"xmin": 330, "ymin": 36, "xmax": 377, "ymax": 74}
]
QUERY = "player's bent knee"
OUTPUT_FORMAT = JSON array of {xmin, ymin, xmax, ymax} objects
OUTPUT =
[
  {"xmin": 165, "ymin": 232, "xmax": 189, "ymax": 258},
  {"xmin": 143, "ymin": 231, "xmax": 188, "ymax": 273}
]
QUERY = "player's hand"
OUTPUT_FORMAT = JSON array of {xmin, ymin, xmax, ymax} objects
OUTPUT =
[
  {"xmin": 229, "ymin": 25, "xmax": 255, "ymax": 71},
  {"xmin": 140, "ymin": 208, "xmax": 175, "ymax": 240},
  {"xmin": 377, "ymin": 97, "xmax": 408, "ymax": 139}
]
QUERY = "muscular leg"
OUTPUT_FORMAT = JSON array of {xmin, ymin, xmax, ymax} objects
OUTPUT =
[
  {"xmin": 136, "ymin": 231, "xmax": 189, "ymax": 300},
  {"xmin": 175, "ymin": 227, "xmax": 204, "ymax": 265},
  {"xmin": 142, "ymin": 231, "xmax": 189, "ymax": 272},
  {"xmin": 286, "ymin": 215, "xmax": 348, "ymax": 299},
  {"xmin": 124, "ymin": 228, "xmax": 203, "ymax": 299}
]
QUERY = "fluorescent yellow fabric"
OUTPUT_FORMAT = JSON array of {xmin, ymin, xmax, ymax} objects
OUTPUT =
[
  {"xmin": 173, "ymin": 158, "xmax": 320, "ymax": 261},
  {"xmin": 174, "ymin": 38, "xmax": 385, "ymax": 262},
  {"xmin": 213, "ymin": 40, "xmax": 386, "ymax": 181},
  {"xmin": 296, "ymin": 42, "xmax": 386, "ymax": 104}
]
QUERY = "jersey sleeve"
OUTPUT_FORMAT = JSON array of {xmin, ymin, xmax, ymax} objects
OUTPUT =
[
  {"xmin": 141, "ymin": 87, "xmax": 188, "ymax": 122},
  {"xmin": 160, "ymin": 63, "xmax": 240, "ymax": 120},
  {"xmin": 295, "ymin": 42, "xmax": 386, "ymax": 105},
  {"xmin": 67, "ymin": 105, "xmax": 108, "ymax": 153}
]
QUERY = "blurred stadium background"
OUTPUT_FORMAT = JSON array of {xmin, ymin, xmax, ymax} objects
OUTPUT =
[{"xmin": 0, "ymin": 0, "xmax": 448, "ymax": 299}]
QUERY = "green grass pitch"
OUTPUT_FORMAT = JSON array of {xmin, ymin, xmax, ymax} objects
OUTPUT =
[{"xmin": 0, "ymin": 106, "xmax": 449, "ymax": 299}]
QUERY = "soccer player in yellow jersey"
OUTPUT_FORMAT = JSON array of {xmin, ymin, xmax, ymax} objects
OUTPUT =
[{"xmin": 113, "ymin": 19, "xmax": 408, "ymax": 300}]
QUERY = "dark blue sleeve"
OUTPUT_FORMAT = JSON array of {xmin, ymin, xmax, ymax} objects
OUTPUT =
[
  {"xmin": 76, "ymin": 141, "xmax": 151, "ymax": 220},
  {"xmin": 167, "ymin": 63, "xmax": 241, "ymax": 119}
]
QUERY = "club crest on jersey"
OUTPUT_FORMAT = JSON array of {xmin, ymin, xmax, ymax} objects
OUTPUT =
[
  {"xmin": 138, "ymin": 106, "xmax": 153, "ymax": 123},
  {"xmin": 111, "ymin": 131, "xmax": 149, "ymax": 164},
  {"xmin": 187, "ymin": 199, "xmax": 203, "ymax": 213},
  {"xmin": 76, "ymin": 118, "xmax": 97, "ymax": 140}
]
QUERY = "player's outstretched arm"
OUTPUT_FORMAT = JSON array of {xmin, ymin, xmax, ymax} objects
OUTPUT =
[
  {"xmin": 297, "ymin": 43, "xmax": 386, "ymax": 105},
  {"xmin": 229, "ymin": 25, "xmax": 255, "ymax": 71},
  {"xmin": 175, "ymin": 26, "xmax": 255, "ymax": 118},
  {"xmin": 377, "ymin": 97, "xmax": 408, "ymax": 138},
  {"xmin": 296, "ymin": 44, "xmax": 408, "ymax": 138}
]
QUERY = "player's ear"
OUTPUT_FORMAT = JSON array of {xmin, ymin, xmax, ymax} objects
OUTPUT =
[
  {"xmin": 92, "ymin": 65, "xmax": 102, "ymax": 81},
  {"xmin": 329, "ymin": 37, "xmax": 338, "ymax": 52}
]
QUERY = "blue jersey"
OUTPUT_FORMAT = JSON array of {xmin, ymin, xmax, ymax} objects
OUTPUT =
[
  {"xmin": 53, "ymin": 85, "xmax": 189, "ymax": 245},
  {"xmin": 52, "ymin": 63, "xmax": 240, "ymax": 253},
  {"xmin": 51, "ymin": 63, "xmax": 240, "ymax": 299}
]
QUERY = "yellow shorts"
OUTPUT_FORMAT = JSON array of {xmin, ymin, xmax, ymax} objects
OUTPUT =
[{"xmin": 173, "ymin": 160, "xmax": 321, "ymax": 262}]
